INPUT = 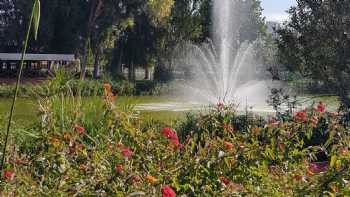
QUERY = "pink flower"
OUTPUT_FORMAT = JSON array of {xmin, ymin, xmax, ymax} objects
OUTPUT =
[
  {"xmin": 15, "ymin": 159, "xmax": 28, "ymax": 165},
  {"xmin": 316, "ymin": 102, "xmax": 326, "ymax": 113},
  {"xmin": 309, "ymin": 162, "xmax": 328, "ymax": 174},
  {"xmin": 161, "ymin": 185, "xmax": 176, "ymax": 197},
  {"xmin": 74, "ymin": 125, "xmax": 85, "ymax": 134},
  {"xmin": 131, "ymin": 175, "xmax": 141, "ymax": 183},
  {"xmin": 224, "ymin": 141, "xmax": 233, "ymax": 150},
  {"xmin": 4, "ymin": 170, "xmax": 13, "ymax": 179},
  {"xmin": 339, "ymin": 147, "xmax": 348, "ymax": 155},
  {"xmin": 231, "ymin": 183, "xmax": 244, "ymax": 191},
  {"xmin": 216, "ymin": 102, "xmax": 225, "ymax": 110},
  {"xmin": 270, "ymin": 119, "xmax": 280, "ymax": 126},
  {"xmin": 161, "ymin": 128, "xmax": 182, "ymax": 149},
  {"xmin": 310, "ymin": 116, "xmax": 319, "ymax": 126},
  {"xmin": 120, "ymin": 147, "xmax": 134, "ymax": 158},
  {"xmin": 330, "ymin": 112, "xmax": 339, "ymax": 119}
]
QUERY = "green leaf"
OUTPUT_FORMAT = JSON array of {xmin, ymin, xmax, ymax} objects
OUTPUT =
[
  {"xmin": 324, "ymin": 191, "xmax": 335, "ymax": 197},
  {"xmin": 330, "ymin": 155, "xmax": 337, "ymax": 168},
  {"xmin": 32, "ymin": 0, "xmax": 41, "ymax": 40}
]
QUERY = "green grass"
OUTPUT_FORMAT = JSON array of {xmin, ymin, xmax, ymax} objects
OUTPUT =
[
  {"xmin": 0, "ymin": 96, "xmax": 184, "ymax": 127},
  {"xmin": 0, "ymin": 95, "xmax": 342, "ymax": 128},
  {"xmin": 0, "ymin": 98, "xmax": 38, "ymax": 127}
]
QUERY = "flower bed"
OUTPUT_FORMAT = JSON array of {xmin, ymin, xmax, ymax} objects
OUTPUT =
[{"xmin": 0, "ymin": 85, "xmax": 349, "ymax": 196}]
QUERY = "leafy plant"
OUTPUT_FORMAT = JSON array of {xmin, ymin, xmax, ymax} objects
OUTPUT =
[{"xmin": 1, "ymin": 0, "xmax": 41, "ymax": 170}]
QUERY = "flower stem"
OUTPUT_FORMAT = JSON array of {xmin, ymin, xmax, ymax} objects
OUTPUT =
[{"xmin": 0, "ymin": 4, "xmax": 35, "ymax": 171}]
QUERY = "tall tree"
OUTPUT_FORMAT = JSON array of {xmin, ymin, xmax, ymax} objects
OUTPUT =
[
  {"xmin": 109, "ymin": 0, "xmax": 175, "ymax": 80},
  {"xmin": 277, "ymin": 0, "xmax": 350, "ymax": 109}
]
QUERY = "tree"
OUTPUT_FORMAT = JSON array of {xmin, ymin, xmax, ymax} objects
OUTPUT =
[
  {"xmin": 153, "ymin": 0, "xmax": 209, "ymax": 81},
  {"xmin": 277, "ymin": 0, "xmax": 350, "ymax": 109},
  {"xmin": 238, "ymin": 0, "xmax": 266, "ymax": 42},
  {"xmin": 152, "ymin": 0, "xmax": 267, "ymax": 81},
  {"xmin": 109, "ymin": 0, "xmax": 175, "ymax": 80},
  {"xmin": 0, "ymin": 0, "xmax": 16, "ymax": 51}
]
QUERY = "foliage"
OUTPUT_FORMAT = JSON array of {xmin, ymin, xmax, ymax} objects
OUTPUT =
[
  {"xmin": 0, "ymin": 0, "xmax": 41, "ymax": 170},
  {"xmin": 146, "ymin": 0, "xmax": 175, "ymax": 25},
  {"xmin": 0, "ymin": 82, "xmax": 350, "ymax": 195},
  {"xmin": 0, "ymin": 79, "xmax": 178, "ymax": 97},
  {"xmin": 277, "ymin": 0, "xmax": 350, "ymax": 109},
  {"xmin": 1, "ymin": 0, "xmax": 268, "ymax": 82}
]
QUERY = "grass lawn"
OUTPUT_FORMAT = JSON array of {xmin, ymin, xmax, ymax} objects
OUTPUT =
[
  {"xmin": 0, "ymin": 96, "xmax": 186, "ymax": 127},
  {"xmin": 0, "ymin": 94, "xmax": 341, "ymax": 128}
]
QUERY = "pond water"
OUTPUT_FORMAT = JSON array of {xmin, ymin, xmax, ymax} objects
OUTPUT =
[{"xmin": 0, "ymin": 95, "xmax": 340, "ymax": 127}]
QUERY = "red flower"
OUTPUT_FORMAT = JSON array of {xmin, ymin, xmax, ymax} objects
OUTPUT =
[
  {"xmin": 207, "ymin": 143, "xmax": 214, "ymax": 150},
  {"xmin": 294, "ymin": 175, "xmax": 305, "ymax": 182},
  {"xmin": 270, "ymin": 119, "xmax": 280, "ymax": 126},
  {"xmin": 120, "ymin": 147, "xmax": 134, "ymax": 158},
  {"xmin": 161, "ymin": 185, "xmax": 176, "ymax": 197},
  {"xmin": 308, "ymin": 162, "xmax": 328, "ymax": 174},
  {"xmin": 224, "ymin": 141, "xmax": 233, "ymax": 150},
  {"xmin": 316, "ymin": 102, "xmax": 326, "ymax": 113},
  {"xmin": 115, "ymin": 164, "xmax": 123, "ymax": 174},
  {"xmin": 162, "ymin": 128, "xmax": 175, "ymax": 138},
  {"xmin": 15, "ymin": 159, "xmax": 28, "ymax": 165},
  {"xmin": 74, "ymin": 125, "xmax": 85, "ymax": 134},
  {"xmin": 161, "ymin": 128, "xmax": 182, "ymax": 149},
  {"xmin": 219, "ymin": 176, "xmax": 231, "ymax": 185},
  {"xmin": 4, "ymin": 170, "xmax": 13, "ymax": 179},
  {"xmin": 294, "ymin": 111, "xmax": 307, "ymax": 121}
]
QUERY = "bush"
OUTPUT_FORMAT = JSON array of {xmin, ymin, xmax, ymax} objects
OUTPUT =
[
  {"xmin": 0, "ymin": 84, "xmax": 350, "ymax": 196},
  {"xmin": 0, "ymin": 79, "xmax": 136, "ymax": 98}
]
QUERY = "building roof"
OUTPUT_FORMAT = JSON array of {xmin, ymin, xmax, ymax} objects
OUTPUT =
[{"xmin": 0, "ymin": 53, "xmax": 75, "ymax": 61}]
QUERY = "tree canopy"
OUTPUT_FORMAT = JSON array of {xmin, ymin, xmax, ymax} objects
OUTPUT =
[
  {"xmin": 0, "ymin": 0, "xmax": 267, "ymax": 80},
  {"xmin": 277, "ymin": 0, "xmax": 350, "ymax": 107}
]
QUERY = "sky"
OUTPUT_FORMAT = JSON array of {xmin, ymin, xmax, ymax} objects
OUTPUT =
[{"xmin": 261, "ymin": 0, "xmax": 296, "ymax": 22}]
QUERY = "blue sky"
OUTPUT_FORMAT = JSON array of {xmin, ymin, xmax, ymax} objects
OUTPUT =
[{"xmin": 261, "ymin": 0, "xmax": 296, "ymax": 22}]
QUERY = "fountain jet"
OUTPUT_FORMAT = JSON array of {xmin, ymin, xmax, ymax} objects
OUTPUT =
[{"xmin": 175, "ymin": 0, "xmax": 270, "ymax": 107}]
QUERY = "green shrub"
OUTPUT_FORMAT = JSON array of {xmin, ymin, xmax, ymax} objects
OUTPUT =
[{"xmin": 1, "ymin": 85, "xmax": 350, "ymax": 196}]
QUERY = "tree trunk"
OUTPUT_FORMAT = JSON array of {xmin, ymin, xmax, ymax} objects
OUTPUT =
[
  {"xmin": 80, "ymin": 28, "xmax": 91, "ymax": 80},
  {"xmin": 144, "ymin": 66, "xmax": 150, "ymax": 80},
  {"xmin": 93, "ymin": 47, "xmax": 101, "ymax": 79},
  {"xmin": 117, "ymin": 45, "xmax": 124, "ymax": 76},
  {"xmin": 80, "ymin": 0, "xmax": 103, "ymax": 80},
  {"xmin": 128, "ymin": 61, "xmax": 136, "ymax": 82},
  {"xmin": 132, "ymin": 62, "xmax": 136, "ymax": 81},
  {"xmin": 110, "ymin": 38, "xmax": 125, "ymax": 79},
  {"xmin": 128, "ymin": 61, "xmax": 132, "ymax": 81}
]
